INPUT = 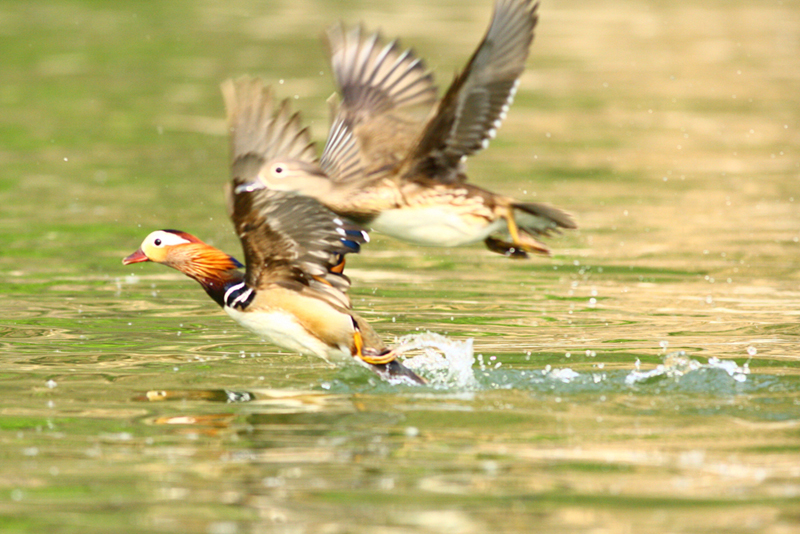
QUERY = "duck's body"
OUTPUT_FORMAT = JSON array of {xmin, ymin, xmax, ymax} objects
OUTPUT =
[
  {"xmin": 225, "ymin": 288, "xmax": 354, "ymax": 361},
  {"xmin": 249, "ymin": 0, "xmax": 576, "ymax": 258},
  {"xmin": 123, "ymin": 229, "xmax": 416, "ymax": 376},
  {"xmin": 323, "ymin": 178, "xmax": 573, "ymax": 255},
  {"xmin": 123, "ymin": 79, "xmax": 423, "ymax": 385}
]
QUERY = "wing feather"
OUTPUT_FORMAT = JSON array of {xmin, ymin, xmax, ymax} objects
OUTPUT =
[
  {"xmin": 223, "ymin": 77, "xmax": 368, "ymax": 309},
  {"xmin": 327, "ymin": 23, "xmax": 438, "ymax": 122},
  {"xmin": 403, "ymin": 0, "xmax": 539, "ymax": 183},
  {"xmin": 222, "ymin": 76, "xmax": 317, "ymax": 165},
  {"xmin": 229, "ymin": 185, "xmax": 367, "ymax": 309},
  {"xmin": 321, "ymin": 24, "xmax": 439, "ymax": 182}
]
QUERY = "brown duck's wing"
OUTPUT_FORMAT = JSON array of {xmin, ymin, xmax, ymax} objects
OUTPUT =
[
  {"xmin": 228, "ymin": 183, "xmax": 368, "ymax": 310},
  {"xmin": 223, "ymin": 77, "xmax": 367, "ymax": 308},
  {"xmin": 318, "ymin": 102, "xmax": 365, "ymax": 185},
  {"xmin": 403, "ymin": 0, "xmax": 539, "ymax": 184},
  {"xmin": 327, "ymin": 23, "xmax": 438, "ymax": 124},
  {"xmin": 321, "ymin": 24, "xmax": 438, "ymax": 183},
  {"xmin": 222, "ymin": 76, "xmax": 317, "ymax": 166}
]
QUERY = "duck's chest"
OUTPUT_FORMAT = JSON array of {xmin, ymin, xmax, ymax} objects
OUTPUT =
[{"xmin": 222, "ymin": 289, "xmax": 354, "ymax": 362}]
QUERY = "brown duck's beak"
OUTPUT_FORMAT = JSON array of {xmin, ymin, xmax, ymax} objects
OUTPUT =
[{"xmin": 122, "ymin": 248, "xmax": 150, "ymax": 265}]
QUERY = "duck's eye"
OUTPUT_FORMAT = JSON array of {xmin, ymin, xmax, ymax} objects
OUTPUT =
[
  {"xmin": 273, "ymin": 165, "xmax": 284, "ymax": 176},
  {"xmin": 154, "ymin": 238, "xmax": 162, "ymax": 246}
]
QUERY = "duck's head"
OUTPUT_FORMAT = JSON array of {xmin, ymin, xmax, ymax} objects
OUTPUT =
[
  {"xmin": 123, "ymin": 230, "xmax": 244, "ymax": 308},
  {"xmin": 123, "ymin": 229, "xmax": 243, "ymax": 278},
  {"xmin": 123, "ymin": 230, "xmax": 190, "ymax": 265},
  {"xmin": 255, "ymin": 158, "xmax": 334, "ymax": 198}
]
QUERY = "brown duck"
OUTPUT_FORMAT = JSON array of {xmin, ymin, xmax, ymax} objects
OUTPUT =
[{"xmin": 244, "ymin": 0, "xmax": 575, "ymax": 258}]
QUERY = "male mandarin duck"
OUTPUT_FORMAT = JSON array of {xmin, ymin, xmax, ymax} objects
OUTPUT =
[
  {"xmin": 123, "ymin": 79, "xmax": 424, "ymax": 385},
  {"xmin": 248, "ymin": 0, "xmax": 576, "ymax": 259}
]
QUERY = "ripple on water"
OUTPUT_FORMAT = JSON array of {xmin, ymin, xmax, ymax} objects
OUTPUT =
[{"xmin": 392, "ymin": 334, "xmax": 795, "ymax": 403}]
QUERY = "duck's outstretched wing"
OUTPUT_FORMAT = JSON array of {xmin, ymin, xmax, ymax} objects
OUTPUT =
[
  {"xmin": 403, "ymin": 0, "xmax": 539, "ymax": 183},
  {"xmin": 223, "ymin": 76, "xmax": 368, "ymax": 309},
  {"xmin": 327, "ymin": 23, "xmax": 438, "ymax": 123},
  {"xmin": 229, "ymin": 180, "xmax": 367, "ymax": 309},
  {"xmin": 321, "ymin": 24, "xmax": 439, "ymax": 180},
  {"xmin": 222, "ymin": 76, "xmax": 317, "ymax": 166}
]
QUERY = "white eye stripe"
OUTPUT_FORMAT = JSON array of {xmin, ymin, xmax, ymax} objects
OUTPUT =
[{"xmin": 149, "ymin": 231, "xmax": 191, "ymax": 247}]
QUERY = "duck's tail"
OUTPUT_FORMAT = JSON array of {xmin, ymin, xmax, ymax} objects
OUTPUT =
[
  {"xmin": 485, "ymin": 201, "xmax": 577, "ymax": 258},
  {"xmin": 369, "ymin": 357, "xmax": 426, "ymax": 386}
]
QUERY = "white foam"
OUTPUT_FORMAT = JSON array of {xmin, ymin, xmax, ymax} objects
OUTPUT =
[
  {"xmin": 394, "ymin": 332, "xmax": 477, "ymax": 389},
  {"xmin": 625, "ymin": 351, "xmax": 750, "ymax": 385},
  {"xmin": 542, "ymin": 365, "xmax": 580, "ymax": 383}
]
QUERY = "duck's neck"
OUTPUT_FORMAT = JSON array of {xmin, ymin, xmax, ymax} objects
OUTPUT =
[
  {"xmin": 197, "ymin": 269, "xmax": 245, "ymax": 308},
  {"xmin": 171, "ymin": 244, "xmax": 245, "ymax": 308}
]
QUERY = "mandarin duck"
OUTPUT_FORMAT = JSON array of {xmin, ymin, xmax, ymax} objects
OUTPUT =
[
  {"xmin": 123, "ymin": 80, "xmax": 424, "ymax": 385},
  {"xmin": 246, "ymin": 0, "xmax": 576, "ymax": 259}
]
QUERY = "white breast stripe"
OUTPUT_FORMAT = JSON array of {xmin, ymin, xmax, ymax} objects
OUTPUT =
[
  {"xmin": 224, "ymin": 282, "xmax": 246, "ymax": 303},
  {"xmin": 230, "ymin": 288, "xmax": 254, "ymax": 309}
]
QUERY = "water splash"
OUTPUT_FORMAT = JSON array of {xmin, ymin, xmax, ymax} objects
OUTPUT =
[
  {"xmin": 542, "ymin": 366, "xmax": 581, "ymax": 383},
  {"xmin": 625, "ymin": 351, "xmax": 750, "ymax": 385},
  {"xmin": 395, "ymin": 332, "xmax": 477, "ymax": 389}
]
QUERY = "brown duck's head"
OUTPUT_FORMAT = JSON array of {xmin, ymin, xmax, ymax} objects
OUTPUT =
[
  {"xmin": 123, "ymin": 230, "xmax": 243, "ymax": 280},
  {"xmin": 255, "ymin": 159, "xmax": 333, "ymax": 197}
]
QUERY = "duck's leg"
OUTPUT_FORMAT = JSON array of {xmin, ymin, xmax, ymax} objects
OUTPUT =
[
  {"xmin": 506, "ymin": 206, "xmax": 522, "ymax": 245},
  {"xmin": 348, "ymin": 318, "xmax": 426, "ymax": 384},
  {"xmin": 502, "ymin": 206, "xmax": 551, "ymax": 255},
  {"xmin": 351, "ymin": 319, "xmax": 395, "ymax": 365}
]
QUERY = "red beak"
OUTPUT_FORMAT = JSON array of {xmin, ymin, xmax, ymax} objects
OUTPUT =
[{"xmin": 122, "ymin": 248, "xmax": 150, "ymax": 265}]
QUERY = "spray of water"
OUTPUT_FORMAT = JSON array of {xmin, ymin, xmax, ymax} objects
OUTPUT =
[
  {"xmin": 625, "ymin": 351, "xmax": 750, "ymax": 385},
  {"xmin": 395, "ymin": 332, "xmax": 478, "ymax": 389}
]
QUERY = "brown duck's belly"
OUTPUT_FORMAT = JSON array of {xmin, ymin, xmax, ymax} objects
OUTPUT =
[{"xmin": 370, "ymin": 206, "xmax": 505, "ymax": 246}]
